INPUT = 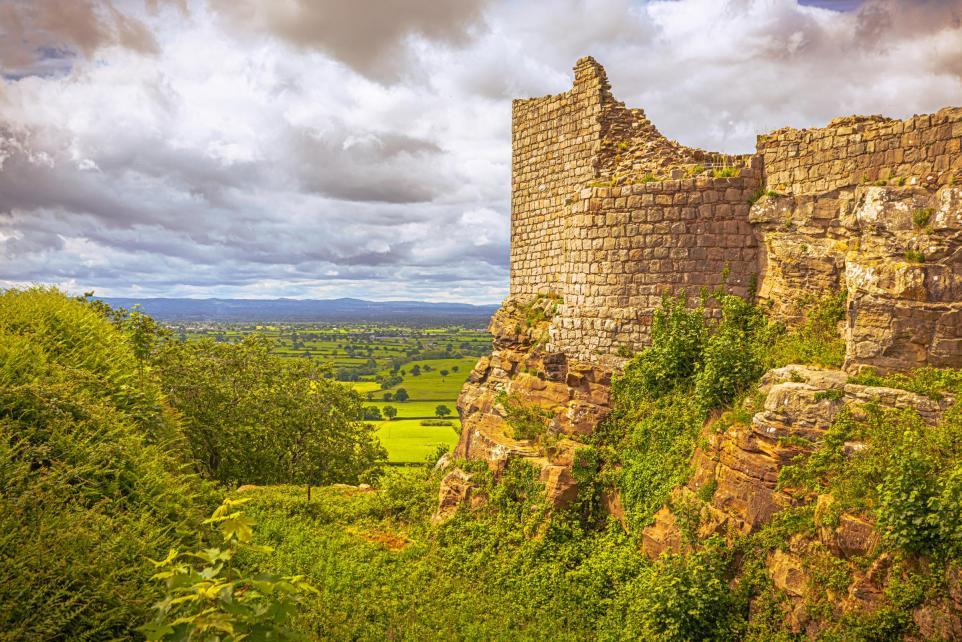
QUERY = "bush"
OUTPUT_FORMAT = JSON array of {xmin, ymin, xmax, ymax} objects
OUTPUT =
[
  {"xmin": 693, "ymin": 293, "xmax": 769, "ymax": 411},
  {"xmin": 615, "ymin": 293, "xmax": 706, "ymax": 402},
  {"xmin": 768, "ymin": 289, "xmax": 847, "ymax": 369},
  {"xmin": 0, "ymin": 288, "xmax": 209, "ymax": 639},
  {"xmin": 614, "ymin": 539, "xmax": 746, "ymax": 641},
  {"xmin": 154, "ymin": 336, "xmax": 385, "ymax": 486},
  {"xmin": 141, "ymin": 498, "xmax": 318, "ymax": 641}
]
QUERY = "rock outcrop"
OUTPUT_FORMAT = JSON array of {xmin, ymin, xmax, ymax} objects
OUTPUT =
[
  {"xmin": 752, "ymin": 185, "xmax": 962, "ymax": 373},
  {"xmin": 643, "ymin": 364, "xmax": 952, "ymax": 556},
  {"xmin": 445, "ymin": 297, "xmax": 613, "ymax": 515},
  {"xmin": 640, "ymin": 364, "xmax": 957, "ymax": 635}
]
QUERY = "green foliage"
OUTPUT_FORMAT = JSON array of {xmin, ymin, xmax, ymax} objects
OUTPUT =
[
  {"xmin": 912, "ymin": 207, "xmax": 934, "ymax": 228},
  {"xmin": 616, "ymin": 293, "xmax": 707, "ymax": 400},
  {"xmin": 609, "ymin": 390, "xmax": 703, "ymax": 529},
  {"xmin": 0, "ymin": 288, "xmax": 209, "ymax": 639},
  {"xmin": 905, "ymin": 248, "xmax": 926, "ymax": 263},
  {"xmin": 498, "ymin": 392, "xmax": 552, "ymax": 442},
  {"xmin": 434, "ymin": 404, "xmax": 452, "ymax": 418},
  {"xmin": 234, "ymin": 475, "xmax": 650, "ymax": 640},
  {"xmin": 419, "ymin": 418, "xmax": 453, "ymax": 426},
  {"xmin": 693, "ymin": 293, "xmax": 770, "ymax": 411},
  {"xmin": 848, "ymin": 366, "xmax": 962, "ymax": 401},
  {"xmin": 780, "ymin": 389, "xmax": 962, "ymax": 558},
  {"xmin": 154, "ymin": 335, "xmax": 385, "ymax": 486},
  {"xmin": 611, "ymin": 539, "xmax": 746, "ymax": 641},
  {"xmin": 141, "ymin": 498, "xmax": 318, "ymax": 641},
  {"xmin": 767, "ymin": 289, "xmax": 847, "ymax": 369},
  {"xmin": 712, "ymin": 166, "xmax": 740, "ymax": 178}
]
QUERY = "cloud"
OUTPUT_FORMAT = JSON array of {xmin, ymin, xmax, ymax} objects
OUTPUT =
[
  {"xmin": 208, "ymin": 0, "xmax": 489, "ymax": 81},
  {"xmin": 0, "ymin": 0, "xmax": 961, "ymax": 302},
  {"xmin": 0, "ymin": 0, "xmax": 185, "ymax": 78}
]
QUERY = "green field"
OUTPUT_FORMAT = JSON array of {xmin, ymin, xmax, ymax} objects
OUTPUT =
[
  {"xmin": 373, "ymin": 419, "xmax": 459, "ymax": 463},
  {"xmin": 380, "ymin": 357, "xmax": 477, "ymax": 399},
  {"xmin": 357, "ymin": 357, "xmax": 475, "ymax": 461},
  {"xmin": 367, "ymin": 400, "xmax": 457, "ymax": 419},
  {"xmin": 177, "ymin": 322, "xmax": 487, "ymax": 462}
]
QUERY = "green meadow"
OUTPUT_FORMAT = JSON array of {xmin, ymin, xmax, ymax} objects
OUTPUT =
[
  {"xmin": 179, "ymin": 322, "xmax": 487, "ymax": 463},
  {"xmin": 373, "ymin": 420, "xmax": 459, "ymax": 463}
]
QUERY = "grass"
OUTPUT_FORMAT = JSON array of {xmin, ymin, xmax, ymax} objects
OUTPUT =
[
  {"xmin": 373, "ymin": 420, "xmax": 459, "ymax": 463},
  {"xmin": 351, "ymin": 381, "xmax": 382, "ymax": 395},
  {"xmin": 367, "ymin": 400, "xmax": 455, "ymax": 419},
  {"xmin": 382, "ymin": 357, "xmax": 478, "ymax": 400}
]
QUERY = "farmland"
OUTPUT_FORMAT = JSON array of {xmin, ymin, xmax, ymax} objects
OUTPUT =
[{"xmin": 176, "ymin": 322, "xmax": 490, "ymax": 463}]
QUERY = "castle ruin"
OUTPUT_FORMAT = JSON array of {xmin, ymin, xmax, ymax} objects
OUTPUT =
[
  {"xmin": 510, "ymin": 56, "xmax": 962, "ymax": 371},
  {"xmin": 441, "ymin": 56, "xmax": 962, "ymax": 514}
]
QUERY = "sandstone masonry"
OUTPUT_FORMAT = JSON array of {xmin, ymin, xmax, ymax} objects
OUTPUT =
[
  {"xmin": 441, "ymin": 57, "xmax": 962, "ymax": 517},
  {"xmin": 510, "ymin": 56, "xmax": 962, "ymax": 371},
  {"xmin": 438, "ymin": 58, "xmax": 962, "ymax": 634}
]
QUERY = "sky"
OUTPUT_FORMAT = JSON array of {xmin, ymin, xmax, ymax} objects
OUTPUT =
[{"xmin": 1, "ymin": 0, "xmax": 961, "ymax": 303}]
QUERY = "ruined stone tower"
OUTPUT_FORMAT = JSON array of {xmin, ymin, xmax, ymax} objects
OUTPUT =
[
  {"xmin": 439, "ymin": 57, "xmax": 962, "ymax": 513},
  {"xmin": 509, "ymin": 56, "xmax": 962, "ymax": 371}
]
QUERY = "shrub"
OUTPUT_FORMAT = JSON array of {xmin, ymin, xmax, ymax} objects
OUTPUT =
[
  {"xmin": 0, "ymin": 288, "xmax": 209, "ymax": 639},
  {"xmin": 912, "ymin": 207, "xmax": 933, "ymax": 228},
  {"xmin": 615, "ymin": 293, "xmax": 706, "ymax": 402},
  {"xmin": 712, "ymin": 166, "xmax": 740, "ymax": 178},
  {"xmin": 140, "ymin": 498, "xmax": 318, "ymax": 641},
  {"xmin": 905, "ymin": 249, "xmax": 926, "ymax": 263},
  {"xmin": 693, "ymin": 293, "xmax": 769, "ymax": 411},
  {"xmin": 768, "ymin": 289, "xmax": 847, "ymax": 369},
  {"xmin": 615, "ymin": 539, "xmax": 746, "ymax": 641},
  {"xmin": 154, "ymin": 336, "xmax": 385, "ymax": 486},
  {"xmin": 498, "ymin": 392, "xmax": 552, "ymax": 441}
]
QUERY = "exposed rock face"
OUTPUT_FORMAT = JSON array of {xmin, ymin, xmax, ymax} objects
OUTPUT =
[
  {"xmin": 446, "ymin": 56, "xmax": 962, "ymax": 633},
  {"xmin": 640, "ymin": 364, "xmax": 957, "ymax": 633},
  {"xmin": 432, "ymin": 469, "xmax": 477, "ymax": 525},
  {"xmin": 752, "ymin": 185, "xmax": 962, "ymax": 373},
  {"xmin": 642, "ymin": 364, "xmax": 952, "ymax": 557},
  {"xmin": 446, "ymin": 297, "xmax": 613, "ymax": 514}
]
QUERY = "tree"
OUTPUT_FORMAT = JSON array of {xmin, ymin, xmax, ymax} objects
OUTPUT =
[
  {"xmin": 452, "ymin": 365, "xmax": 460, "ymax": 373},
  {"xmin": 383, "ymin": 405, "xmax": 398, "ymax": 420},
  {"xmin": 383, "ymin": 391, "xmax": 394, "ymax": 401},
  {"xmin": 154, "ymin": 335, "xmax": 386, "ymax": 486},
  {"xmin": 410, "ymin": 365, "xmax": 421, "ymax": 377},
  {"xmin": 394, "ymin": 388, "xmax": 410, "ymax": 402},
  {"xmin": 363, "ymin": 406, "xmax": 383, "ymax": 421},
  {"xmin": 435, "ymin": 404, "xmax": 452, "ymax": 418},
  {"xmin": 440, "ymin": 369, "xmax": 449, "ymax": 378}
]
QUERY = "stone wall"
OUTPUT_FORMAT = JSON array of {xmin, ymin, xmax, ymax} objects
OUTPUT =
[
  {"xmin": 759, "ymin": 110, "xmax": 962, "ymax": 196},
  {"xmin": 511, "ymin": 57, "xmax": 762, "ymax": 360},
  {"xmin": 549, "ymin": 172, "xmax": 760, "ymax": 360},
  {"xmin": 752, "ymin": 109, "xmax": 962, "ymax": 373},
  {"xmin": 510, "ymin": 58, "xmax": 608, "ymax": 298},
  {"xmin": 509, "ymin": 57, "xmax": 962, "ymax": 372}
]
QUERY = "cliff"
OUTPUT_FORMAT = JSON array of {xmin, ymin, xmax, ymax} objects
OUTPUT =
[{"xmin": 436, "ymin": 57, "xmax": 962, "ymax": 636}]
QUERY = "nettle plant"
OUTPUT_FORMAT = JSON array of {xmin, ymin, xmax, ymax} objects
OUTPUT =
[{"xmin": 140, "ymin": 498, "xmax": 318, "ymax": 641}]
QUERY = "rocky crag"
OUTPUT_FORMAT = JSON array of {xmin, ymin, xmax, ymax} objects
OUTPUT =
[{"xmin": 436, "ymin": 57, "xmax": 962, "ymax": 632}]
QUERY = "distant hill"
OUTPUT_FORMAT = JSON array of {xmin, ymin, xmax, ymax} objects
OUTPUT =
[{"xmin": 99, "ymin": 297, "xmax": 500, "ymax": 325}]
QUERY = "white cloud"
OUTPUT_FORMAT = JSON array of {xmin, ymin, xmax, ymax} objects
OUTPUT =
[{"xmin": 0, "ymin": 0, "xmax": 961, "ymax": 302}]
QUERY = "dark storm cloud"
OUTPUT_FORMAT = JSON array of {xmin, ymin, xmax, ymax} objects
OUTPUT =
[{"xmin": 208, "ymin": 0, "xmax": 490, "ymax": 81}]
